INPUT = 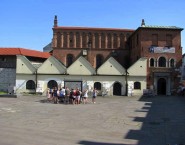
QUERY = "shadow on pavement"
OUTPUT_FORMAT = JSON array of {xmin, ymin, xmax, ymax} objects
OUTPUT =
[
  {"xmin": 78, "ymin": 96, "xmax": 185, "ymax": 145},
  {"xmin": 78, "ymin": 141, "xmax": 125, "ymax": 145},
  {"xmin": 125, "ymin": 95, "xmax": 185, "ymax": 145}
]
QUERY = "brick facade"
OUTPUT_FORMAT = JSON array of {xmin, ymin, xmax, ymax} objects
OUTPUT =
[
  {"xmin": 52, "ymin": 16, "xmax": 183, "ymax": 95},
  {"xmin": 52, "ymin": 24, "xmax": 134, "ymax": 68},
  {"xmin": 129, "ymin": 22, "xmax": 183, "ymax": 94}
]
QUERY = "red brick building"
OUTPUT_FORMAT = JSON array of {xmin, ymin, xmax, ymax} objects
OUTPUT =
[
  {"xmin": 129, "ymin": 19, "xmax": 183, "ymax": 95},
  {"xmin": 51, "ymin": 16, "xmax": 183, "ymax": 95},
  {"xmin": 52, "ymin": 16, "xmax": 134, "ymax": 69}
]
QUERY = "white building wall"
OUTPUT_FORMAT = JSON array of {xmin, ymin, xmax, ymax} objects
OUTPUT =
[
  {"xmin": 36, "ymin": 75, "xmax": 126, "ymax": 96},
  {"xmin": 16, "ymin": 74, "xmax": 36, "ymax": 93},
  {"xmin": 128, "ymin": 76, "xmax": 147, "ymax": 96}
]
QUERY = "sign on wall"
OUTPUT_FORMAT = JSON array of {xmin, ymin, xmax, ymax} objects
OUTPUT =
[
  {"xmin": 64, "ymin": 81, "xmax": 82, "ymax": 91},
  {"xmin": 149, "ymin": 46, "xmax": 175, "ymax": 53}
]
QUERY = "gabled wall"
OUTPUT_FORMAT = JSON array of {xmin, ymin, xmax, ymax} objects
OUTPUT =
[
  {"xmin": 16, "ymin": 55, "xmax": 36, "ymax": 74},
  {"xmin": 127, "ymin": 58, "xmax": 147, "ymax": 96},
  {"xmin": 127, "ymin": 57, "xmax": 147, "ymax": 76},
  {"xmin": 37, "ymin": 56, "xmax": 66, "ymax": 74},
  {"xmin": 97, "ymin": 57, "xmax": 126, "ymax": 75},
  {"xmin": 67, "ymin": 56, "xmax": 95, "ymax": 75}
]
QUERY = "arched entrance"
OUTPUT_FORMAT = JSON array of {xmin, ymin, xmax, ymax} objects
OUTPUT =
[
  {"xmin": 47, "ymin": 80, "xmax": 58, "ymax": 89},
  {"xmin": 113, "ymin": 82, "xmax": 122, "ymax": 96},
  {"xmin": 94, "ymin": 82, "xmax": 101, "ymax": 90},
  {"xmin": 157, "ymin": 78, "xmax": 166, "ymax": 95}
]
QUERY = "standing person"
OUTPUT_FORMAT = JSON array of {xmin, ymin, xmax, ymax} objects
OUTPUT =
[
  {"xmin": 46, "ymin": 88, "xmax": 52, "ymax": 102},
  {"xmin": 60, "ymin": 87, "xmax": 66, "ymax": 103},
  {"xmin": 72, "ymin": 89, "xmax": 76, "ymax": 105},
  {"xmin": 83, "ymin": 89, "xmax": 88, "ymax": 104},
  {"xmin": 65, "ymin": 87, "xmax": 70, "ymax": 104},
  {"xmin": 92, "ymin": 88, "xmax": 98, "ymax": 103},
  {"xmin": 53, "ymin": 87, "xmax": 58, "ymax": 104},
  {"xmin": 75, "ymin": 88, "xmax": 81, "ymax": 105}
]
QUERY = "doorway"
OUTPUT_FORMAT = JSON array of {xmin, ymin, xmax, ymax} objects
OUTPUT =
[
  {"xmin": 157, "ymin": 78, "xmax": 166, "ymax": 95},
  {"xmin": 113, "ymin": 82, "xmax": 122, "ymax": 96},
  {"xmin": 47, "ymin": 80, "xmax": 58, "ymax": 89}
]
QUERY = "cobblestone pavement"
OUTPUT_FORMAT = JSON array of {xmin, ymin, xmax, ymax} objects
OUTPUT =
[{"xmin": 0, "ymin": 95, "xmax": 185, "ymax": 145}]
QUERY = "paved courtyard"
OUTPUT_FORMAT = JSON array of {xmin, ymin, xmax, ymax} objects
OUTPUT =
[{"xmin": 0, "ymin": 95, "xmax": 185, "ymax": 145}]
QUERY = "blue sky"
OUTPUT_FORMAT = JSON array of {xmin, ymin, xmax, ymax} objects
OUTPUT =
[{"xmin": 0, "ymin": 0, "xmax": 185, "ymax": 53}]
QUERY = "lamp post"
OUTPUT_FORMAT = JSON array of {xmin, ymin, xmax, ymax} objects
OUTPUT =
[{"xmin": 125, "ymin": 70, "xmax": 129, "ymax": 96}]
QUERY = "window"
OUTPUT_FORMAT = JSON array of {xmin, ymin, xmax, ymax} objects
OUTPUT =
[
  {"xmin": 158, "ymin": 57, "xmax": 166, "ymax": 67},
  {"xmin": 166, "ymin": 34, "xmax": 172, "ymax": 47},
  {"xmin": 47, "ymin": 80, "xmax": 58, "ymax": 89},
  {"xmin": 134, "ymin": 82, "xmax": 141, "ymax": 89},
  {"xmin": 94, "ymin": 82, "xmax": 101, "ymax": 90},
  {"xmin": 169, "ymin": 58, "xmax": 175, "ymax": 68},
  {"xmin": 26, "ymin": 80, "xmax": 35, "ymax": 90},
  {"xmin": 96, "ymin": 54, "xmax": 103, "ymax": 68},
  {"xmin": 152, "ymin": 34, "xmax": 158, "ymax": 46},
  {"xmin": 150, "ymin": 58, "xmax": 155, "ymax": 67},
  {"xmin": 0, "ymin": 57, "xmax": 6, "ymax": 62},
  {"xmin": 66, "ymin": 54, "xmax": 74, "ymax": 67}
]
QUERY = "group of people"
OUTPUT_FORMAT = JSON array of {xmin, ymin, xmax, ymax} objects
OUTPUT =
[{"xmin": 47, "ymin": 87, "xmax": 98, "ymax": 104}]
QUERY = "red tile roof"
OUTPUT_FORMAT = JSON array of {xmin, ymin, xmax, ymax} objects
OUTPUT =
[
  {"xmin": 53, "ymin": 26, "xmax": 135, "ymax": 32},
  {"xmin": 0, "ymin": 48, "xmax": 51, "ymax": 58}
]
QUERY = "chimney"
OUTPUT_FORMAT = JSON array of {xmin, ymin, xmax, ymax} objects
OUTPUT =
[{"xmin": 54, "ymin": 15, "xmax": 58, "ymax": 27}]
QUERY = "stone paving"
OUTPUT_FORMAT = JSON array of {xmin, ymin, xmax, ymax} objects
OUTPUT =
[{"xmin": 0, "ymin": 95, "xmax": 185, "ymax": 145}]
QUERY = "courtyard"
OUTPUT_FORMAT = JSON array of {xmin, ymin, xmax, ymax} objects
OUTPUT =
[{"xmin": 0, "ymin": 95, "xmax": 185, "ymax": 145}]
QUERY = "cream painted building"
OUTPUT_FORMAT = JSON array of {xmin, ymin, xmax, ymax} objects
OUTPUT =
[{"xmin": 16, "ymin": 54, "xmax": 147, "ymax": 96}]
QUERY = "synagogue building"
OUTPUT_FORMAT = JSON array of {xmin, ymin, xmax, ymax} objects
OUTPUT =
[{"xmin": 0, "ymin": 16, "xmax": 183, "ymax": 96}]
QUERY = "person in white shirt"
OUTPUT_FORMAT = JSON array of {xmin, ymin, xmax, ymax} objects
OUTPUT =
[{"xmin": 83, "ymin": 89, "xmax": 88, "ymax": 104}]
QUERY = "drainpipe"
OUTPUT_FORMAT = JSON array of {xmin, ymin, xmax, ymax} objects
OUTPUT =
[
  {"xmin": 35, "ymin": 70, "xmax": 37, "ymax": 94},
  {"xmin": 125, "ymin": 70, "xmax": 129, "ymax": 96}
]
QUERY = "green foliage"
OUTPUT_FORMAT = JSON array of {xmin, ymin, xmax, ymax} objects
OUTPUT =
[{"xmin": 0, "ymin": 91, "xmax": 7, "ymax": 94}]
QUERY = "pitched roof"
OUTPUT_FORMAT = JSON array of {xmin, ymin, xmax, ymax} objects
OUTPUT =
[
  {"xmin": 140, "ymin": 25, "xmax": 183, "ymax": 30},
  {"xmin": 0, "ymin": 48, "xmax": 50, "ymax": 58}
]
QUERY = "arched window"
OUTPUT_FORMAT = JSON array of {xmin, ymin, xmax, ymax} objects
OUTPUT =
[
  {"xmin": 66, "ymin": 54, "xmax": 74, "ymax": 67},
  {"xmin": 134, "ymin": 82, "xmax": 141, "ymax": 89},
  {"xmin": 158, "ymin": 57, "xmax": 166, "ymax": 67},
  {"xmin": 47, "ymin": 80, "xmax": 58, "ymax": 89},
  {"xmin": 96, "ymin": 54, "xmax": 103, "ymax": 68},
  {"xmin": 26, "ymin": 80, "xmax": 35, "ymax": 90},
  {"xmin": 94, "ymin": 82, "xmax": 101, "ymax": 90},
  {"xmin": 150, "ymin": 58, "xmax": 155, "ymax": 67},
  {"xmin": 169, "ymin": 58, "xmax": 175, "ymax": 68}
]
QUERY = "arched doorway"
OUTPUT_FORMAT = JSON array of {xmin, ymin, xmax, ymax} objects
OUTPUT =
[
  {"xmin": 47, "ymin": 80, "xmax": 58, "ymax": 89},
  {"xmin": 157, "ymin": 78, "xmax": 166, "ymax": 95},
  {"xmin": 113, "ymin": 82, "xmax": 122, "ymax": 96},
  {"xmin": 94, "ymin": 82, "xmax": 101, "ymax": 90}
]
